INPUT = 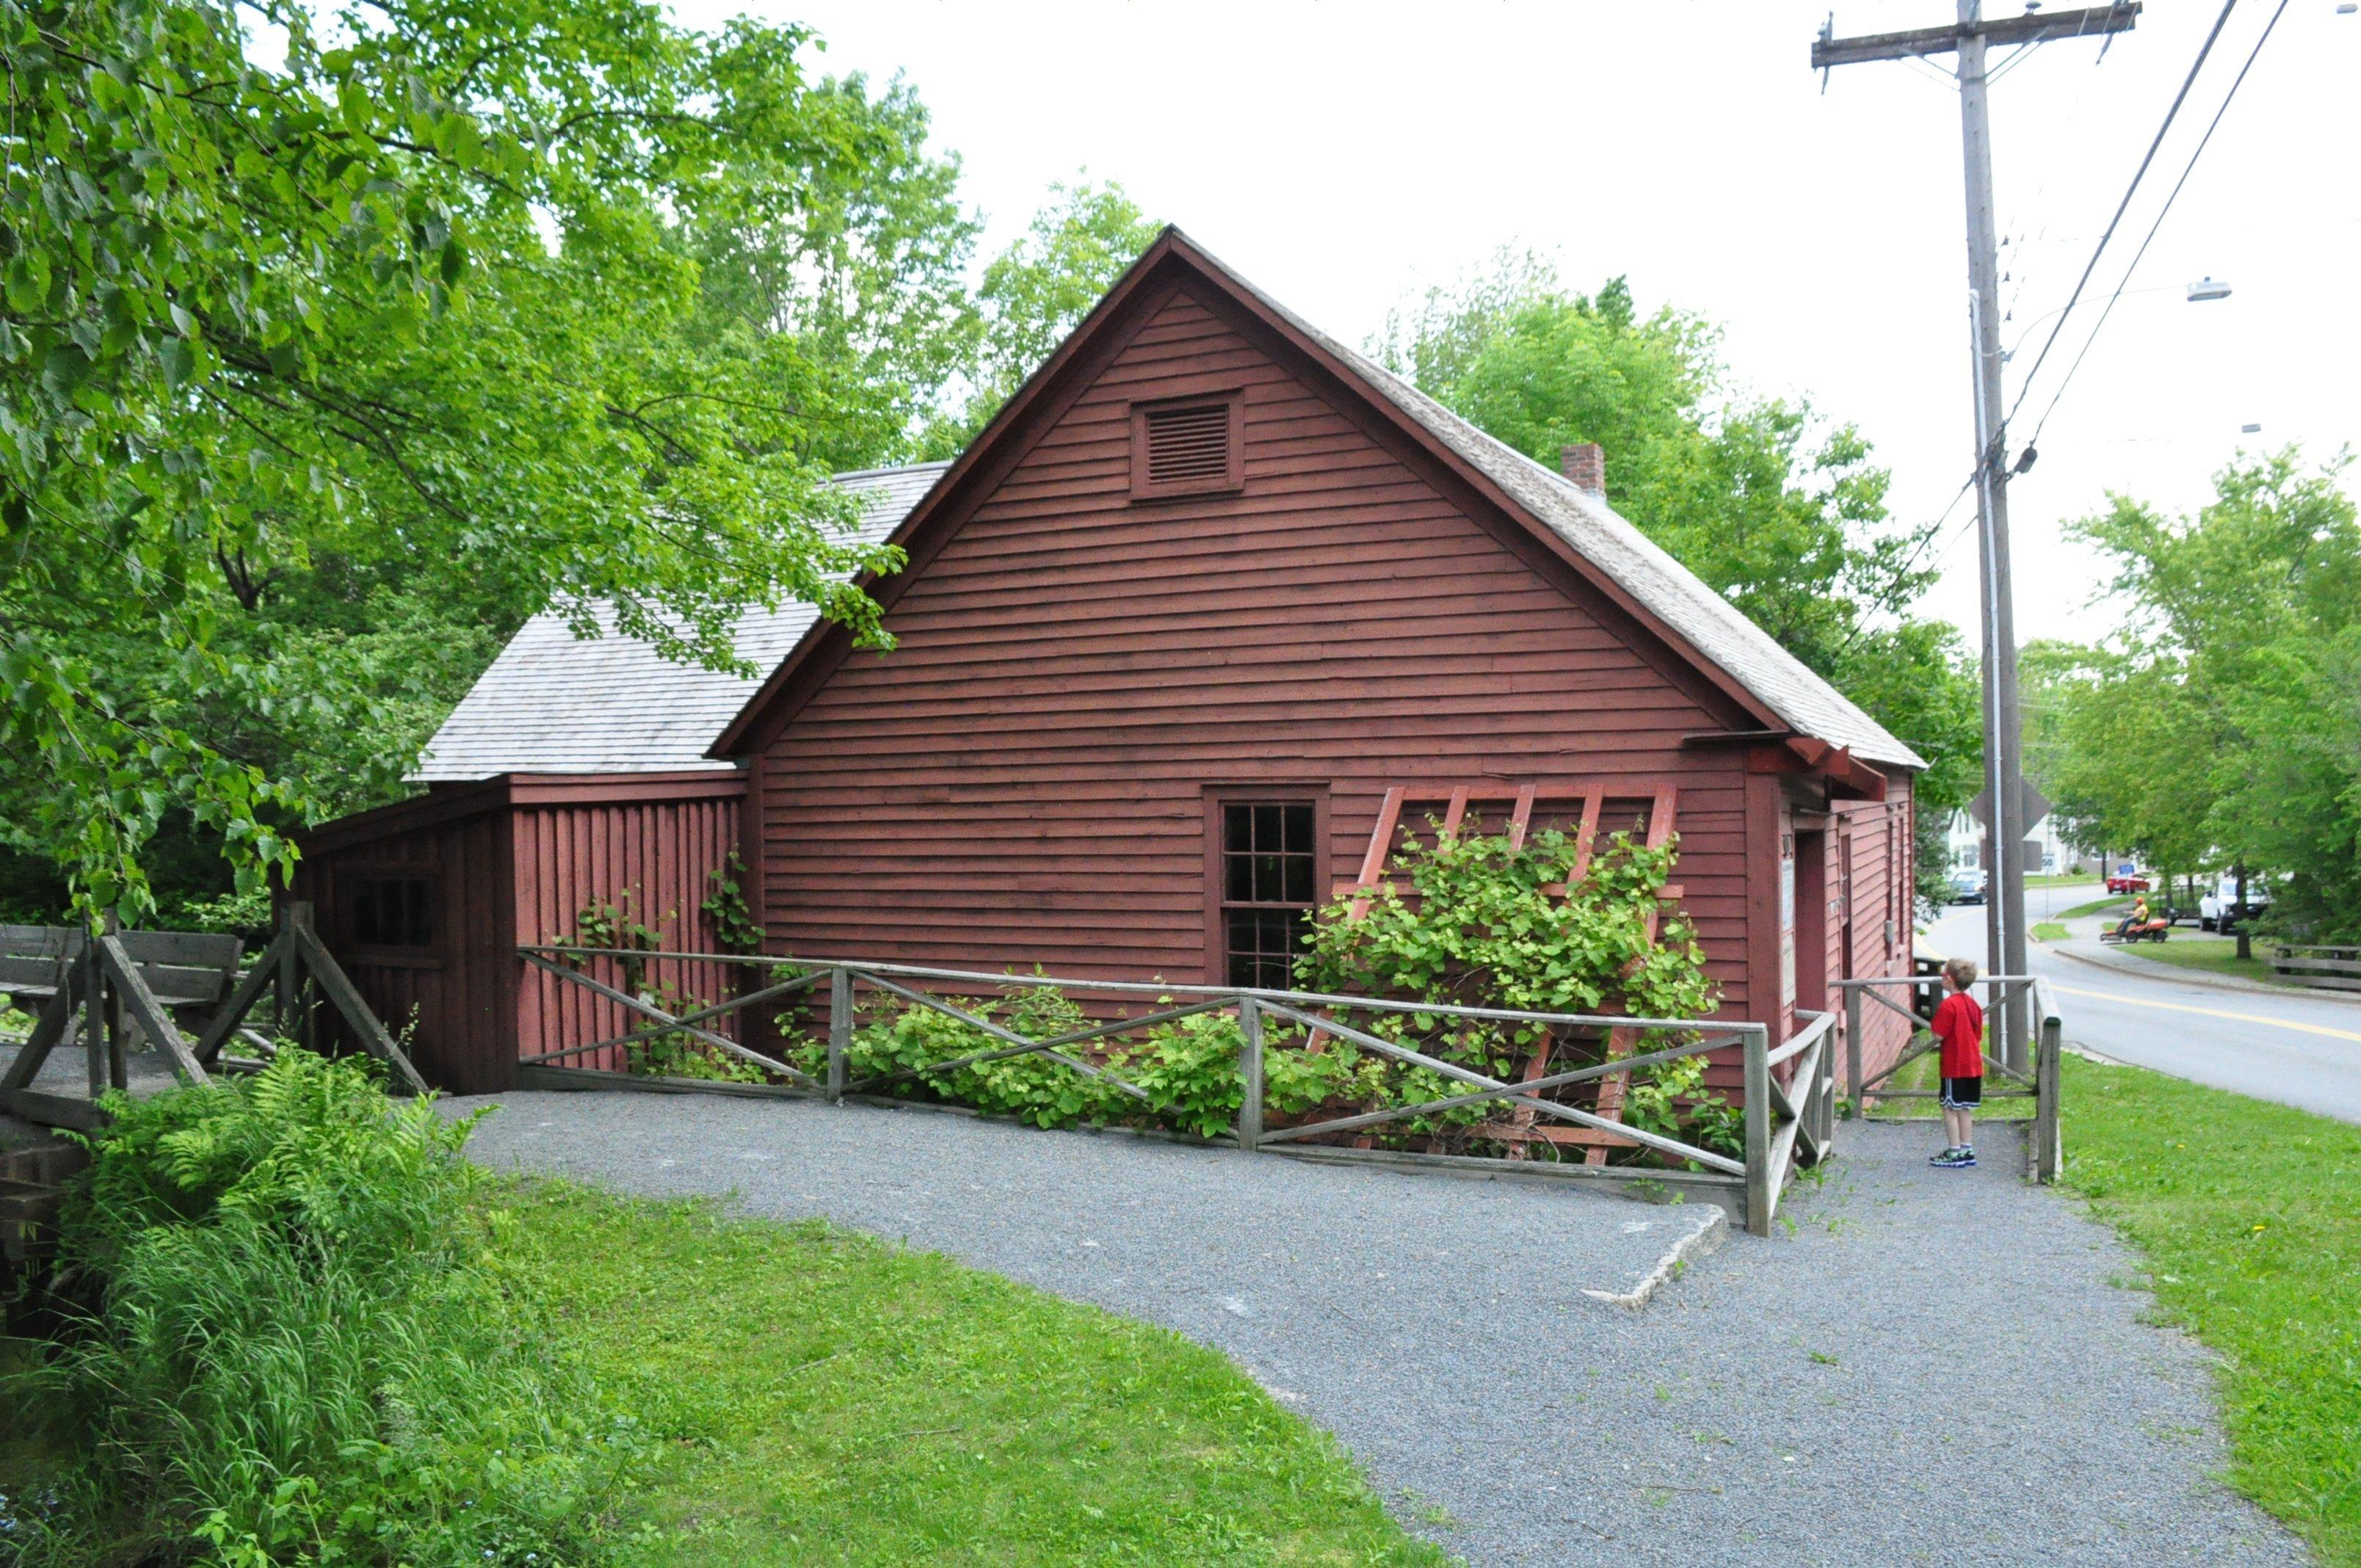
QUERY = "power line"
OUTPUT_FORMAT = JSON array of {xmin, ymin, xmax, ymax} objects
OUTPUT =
[
  {"xmin": 2000, "ymin": 0, "xmax": 2240, "ymax": 443},
  {"xmin": 1827, "ymin": 471, "xmax": 1980, "ymax": 662},
  {"xmin": 2019, "ymin": 0, "xmax": 2290, "ymax": 451}
]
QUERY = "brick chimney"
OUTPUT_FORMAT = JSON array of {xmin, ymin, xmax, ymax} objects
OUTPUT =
[
  {"xmin": 1559, "ymin": 441, "xmax": 1605, "ymax": 496},
  {"xmin": 1548, "ymin": 441, "xmax": 1605, "ymax": 496}
]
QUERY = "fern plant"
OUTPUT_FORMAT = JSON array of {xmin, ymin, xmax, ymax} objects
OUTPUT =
[{"xmin": 8, "ymin": 1050, "xmax": 637, "ymax": 1564}]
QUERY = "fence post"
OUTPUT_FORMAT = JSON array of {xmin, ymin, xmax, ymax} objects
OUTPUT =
[
  {"xmin": 1816, "ymin": 1026, "xmax": 1836, "ymax": 1150},
  {"xmin": 1843, "ymin": 985, "xmax": 1863, "ymax": 1119},
  {"xmin": 80, "ymin": 943, "xmax": 106, "ymax": 1100},
  {"xmin": 827, "ymin": 966, "xmax": 851, "ymax": 1104},
  {"xmin": 1744, "ymin": 1023, "xmax": 1772, "ymax": 1237},
  {"xmin": 2035, "ymin": 995, "xmax": 2062, "ymax": 1184},
  {"xmin": 1236, "ymin": 997, "xmax": 1263, "ymax": 1151}
]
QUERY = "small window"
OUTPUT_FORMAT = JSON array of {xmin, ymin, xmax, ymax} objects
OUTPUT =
[
  {"xmin": 1131, "ymin": 393, "xmax": 1242, "ymax": 498},
  {"xmin": 1220, "ymin": 802, "xmax": 1316, "ymax": 990},
  {"xmin": 349, "ymin": 876, "xmax": 434, "ymax": 949}
]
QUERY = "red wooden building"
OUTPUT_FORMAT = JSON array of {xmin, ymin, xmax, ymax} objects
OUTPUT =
[{"xmin": 296, "ymin": 229, "xmax": 1922, "ymax": 1096}]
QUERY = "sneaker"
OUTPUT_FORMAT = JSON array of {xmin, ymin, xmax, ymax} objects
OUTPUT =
[
  {"xmin": 1929, "ymin": 1146, "xmax": 1961, "ymax": 1165},
  {"xmin": 1932, "ymin": 1149, "xmax": 1977, "ymax": 1169}
]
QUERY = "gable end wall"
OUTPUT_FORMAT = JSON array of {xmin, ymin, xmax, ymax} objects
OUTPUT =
[{"xmin": 754, "ymin": 284, "xmax": 1805, "ymax": 1032}]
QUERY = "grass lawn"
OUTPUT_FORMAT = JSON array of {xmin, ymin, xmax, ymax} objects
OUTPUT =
[
  {"xmin": 2032, "ymin": 921, "xmax": 2069, "ymax": 942},
  {"xmin": 2118, "ymin": 934, "xmax": 2301, "ymax": 990},
  {"xmin": 2062, "ymin": 894, "xmax": 2132, "ymax": 919},
  {"xmin": 2064, "ymin": 1055, "xmax": 2361, "ymax": 1563},
  {"xmin": 1863, "ymin": 1032, "xmax": 2035, "ymax": 1121},
  {"xmin": 507, "ymin": 1181, "xmax": 1446, "ymax": 1566}
]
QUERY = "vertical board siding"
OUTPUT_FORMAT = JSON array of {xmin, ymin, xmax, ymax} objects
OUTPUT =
[
  {"xmin": 759, "ymin": 284, "xmax": 1775, "ymax": 1037},
  {"xmin": 511, "ymin": 794, "xmax": 741, "ymax": 1073},
  {"xmin": 302, "ymin": 783, "xmax": 741, "ymax": 1093}
]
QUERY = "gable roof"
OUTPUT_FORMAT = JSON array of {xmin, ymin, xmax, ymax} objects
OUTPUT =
[
  {"xmin": 411, "ymin": 462, "xmax": 949, "ymax": 780},
  {"xmin": 712, "ymin": 228, "xmax": 1923, "ymax": 772}
]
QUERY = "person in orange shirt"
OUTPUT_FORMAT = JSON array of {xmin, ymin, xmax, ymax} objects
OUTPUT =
[{"xmin": 1929, "ymin": 956, "xmax": 1986, "ymax": 1169}]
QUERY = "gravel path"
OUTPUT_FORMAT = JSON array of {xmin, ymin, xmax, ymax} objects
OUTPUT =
[{"xmin": 454, "ymin": 1090, "xmax": 2302, "ymax": 1566}]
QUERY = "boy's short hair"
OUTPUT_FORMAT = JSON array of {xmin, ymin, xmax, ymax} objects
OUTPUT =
[{"xmin": 1941, "ymin": 955, "xmax": 1979, "ymax": 988}]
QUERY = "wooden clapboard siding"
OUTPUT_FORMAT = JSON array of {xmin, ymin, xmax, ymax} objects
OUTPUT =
[
  {"xmin": 755, "ymin": 283, "xmax": 1771, "ymax": 1018},
  {"xmin": 1826, "ymin": 784, "xmax": 1918, "ymax": 1084}
]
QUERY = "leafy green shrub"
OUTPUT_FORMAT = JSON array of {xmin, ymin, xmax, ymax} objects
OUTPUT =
[
  {"xmin": 4, "ymin": 1050, "xmax": 635, "ymax": 1564},
  {"xmin": 780, "ymin": 987, "xmax": 1371, "ymax": 1139},
  {"xmin": 1296, "ymin": 822, "xmax": 1735, "ymax": 1163},
  {"xmin": 766, "ymin": 827, "xmax": 1731, "ymax": 1161}
]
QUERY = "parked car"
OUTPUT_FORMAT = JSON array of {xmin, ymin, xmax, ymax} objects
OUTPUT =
[
  {"xmin": 2105, "ymin": 871, "xmax": 2152, "ymax": 894},
  {"xmin": 2199, "ymin": 874, "xmax": 2271, "ymax": 933},
  {"xmin": 1950, "ymin": 868, "xmax": 1987, "ymax": 905}
]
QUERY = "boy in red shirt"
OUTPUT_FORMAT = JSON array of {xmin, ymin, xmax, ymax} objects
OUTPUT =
[{"xmin": 1930, "ymin": 956, "xmax": 1986, "ymax": 1169}]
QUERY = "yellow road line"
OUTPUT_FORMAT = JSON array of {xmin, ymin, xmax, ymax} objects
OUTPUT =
[{"xmin": 2045, "ymin": 982, "xmax": 2361, "ymax": 1045}]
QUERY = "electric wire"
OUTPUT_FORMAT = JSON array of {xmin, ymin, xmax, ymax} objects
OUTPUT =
[
  {"xmin": 1998, "ymin": 0, "xmax": 2241, "ymax": 444},
  {"xmin": 2017, "ymin": 0, "xmax": 2290, "ymax": 451}
]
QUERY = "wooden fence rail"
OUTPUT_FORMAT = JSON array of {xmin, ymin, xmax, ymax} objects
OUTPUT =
[
  {"xmin": 1835, "ymin": 973, "xmax": 2062, "ymax": 1183},
  {"xmin": 2272, "ymin": 945, "xmax": 2361, "ymax": 994},
  {"xmin": 518, "ymin": 945, "xmax": 1841, "ymax": 1236}
]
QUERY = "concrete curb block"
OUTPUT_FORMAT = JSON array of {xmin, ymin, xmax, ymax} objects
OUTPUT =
[{"xmin": 1581, "ymin": 1205, "xmax": 1727, "ymax": 1310}]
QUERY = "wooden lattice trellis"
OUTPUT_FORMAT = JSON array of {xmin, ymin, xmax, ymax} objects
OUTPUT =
[{"xmin": 1327, "ymin": 781, "xmax": 1680, "ymax": 1163}]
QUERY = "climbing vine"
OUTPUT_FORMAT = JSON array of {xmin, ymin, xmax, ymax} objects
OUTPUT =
[
  {"xmin": 700, "ymin": 854, "xmax": 764, "ymax": 955},
  {"xmin": 566, "ymin": 891, "xmax": 766, "ymax": 1084},
  {"xmin": 1293, "ymin": 821, "xmax": 1733, "ymax": 1157}
]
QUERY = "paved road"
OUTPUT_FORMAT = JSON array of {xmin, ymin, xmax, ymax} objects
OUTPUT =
[
  {"xmin": 458, "ymin": 1091, "xmax": 2299, "ymax": 1567},
  {"xmin": 1926, "ymin": 884, "xmax": 2361, "ymax": 1124}
]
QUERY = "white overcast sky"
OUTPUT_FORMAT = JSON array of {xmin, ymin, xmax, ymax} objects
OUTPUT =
[{"xmin": 668, "ymin": 0, "xmax": 2360, "ymax": 650}]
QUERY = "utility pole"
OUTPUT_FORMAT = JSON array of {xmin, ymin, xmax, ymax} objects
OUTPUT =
[{"xmin": 1813, "ymin": 1, "xmax": 2139, "ymax": 1071}]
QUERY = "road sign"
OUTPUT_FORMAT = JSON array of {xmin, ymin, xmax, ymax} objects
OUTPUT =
[{"xmin": 1970, "ymin": 778, "xmax": 2053, "ymax": 832}]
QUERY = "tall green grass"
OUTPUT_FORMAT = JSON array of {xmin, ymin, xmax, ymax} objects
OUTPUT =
[{"xmin": 1, "ymin": 1050, "xmax": 635, "ymax": 1565}]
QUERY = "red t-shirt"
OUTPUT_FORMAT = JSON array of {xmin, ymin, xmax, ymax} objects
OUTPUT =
[{"xmin": 1932, "ymin": 990, "xmax": 1986, "ymax": 1079}]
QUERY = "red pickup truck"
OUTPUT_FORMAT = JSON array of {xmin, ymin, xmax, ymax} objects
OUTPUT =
[{"xmin": 2105, "ymin": 872, "xmax": 2152, "ymax": 894}]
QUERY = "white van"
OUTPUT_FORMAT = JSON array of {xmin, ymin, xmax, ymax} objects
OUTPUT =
[{"xmin": 2198, "ymin": 874, "xmax": 2270, "ymax": 932}]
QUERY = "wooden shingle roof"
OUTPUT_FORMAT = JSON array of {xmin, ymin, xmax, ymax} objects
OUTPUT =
[{"xmin": 411, "ymin": 462, "xmax": 949, "ymax": 780}]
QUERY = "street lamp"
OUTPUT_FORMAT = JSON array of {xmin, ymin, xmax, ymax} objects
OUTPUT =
[{"xmin": 2187, "ymin": 277, "xmax": 2233, "ymax": 302}]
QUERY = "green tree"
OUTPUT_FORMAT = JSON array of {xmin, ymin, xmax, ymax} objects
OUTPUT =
[
  {"xmin": 1377, "ymin": 255, "xmax": 1981, "ymax": 909},
  {"xmin": 2046, "ymin": 451, "xmax": 2361, "ymax": 938},
  {"xmin": 924, "ymin": 178, "xmax": 1160, "ymax": 454},
  {"xmin": 0, "ymin": 0, "xmax": 982, "ymax": 915}
]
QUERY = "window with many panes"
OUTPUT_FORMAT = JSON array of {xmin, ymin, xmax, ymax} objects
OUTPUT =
[
  {"xmin": 1219, "ymin": 802, "xmax": 1316, "ymax": 990},
  {"xmin": 347, "ymin": 875, "xmax": 435, "ymax": 950}
]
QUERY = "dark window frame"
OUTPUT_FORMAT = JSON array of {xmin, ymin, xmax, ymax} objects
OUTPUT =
[
  {"xmin": 336, "ymin": 867, "xmax": 443, "ymax": 966},
  {"xmin": 1203, "ymin": 787, "xmax": 1328, "ymax": 990},
  {"xmin": 1130, "ymin": 391, "xmax": 1245, "ymax": 500}
]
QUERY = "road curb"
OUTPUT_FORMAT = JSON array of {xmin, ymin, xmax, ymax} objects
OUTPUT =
[
  {"xmin": 1581, "ymin": 1205, "xmax": 1728, "ymax": 1310},
  {"xmin": 2046, "ymin": 940, "xmax": 2360, "ymax": 1005}
]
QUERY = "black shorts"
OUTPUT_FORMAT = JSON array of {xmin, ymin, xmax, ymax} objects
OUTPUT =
[{"xmin": 1941, "ymin": 1075, "xmax": 1983, "ymax": 1110}]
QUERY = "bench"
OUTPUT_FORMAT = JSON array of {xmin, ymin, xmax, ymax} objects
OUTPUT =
[{"xmin": 1, "ymin": 925, "xmax": 244, "ymax": 1017}]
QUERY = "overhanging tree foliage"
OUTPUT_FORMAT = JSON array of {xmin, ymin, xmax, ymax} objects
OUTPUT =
[
  {"xmin": 1376, "ymin": 254, "xmax": 1982, "ymax": 906},
  {"xmin": 0, "ymin": 0, "xmax": 995, "ymax": 916},
  {"xmin": 923, "ymin": 177, "xmax": 1159, "ymax": 455}
]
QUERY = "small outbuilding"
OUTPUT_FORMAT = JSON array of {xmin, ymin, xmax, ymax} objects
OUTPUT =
[{"xmin": 296, "ymin": 230, "xmax": 1923, "ymax": 1097}]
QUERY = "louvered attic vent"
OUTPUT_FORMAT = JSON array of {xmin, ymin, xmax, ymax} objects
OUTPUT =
[{"xmin": 1131, "ymin": 393, "xmax": 1242, "ymax": 498}]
